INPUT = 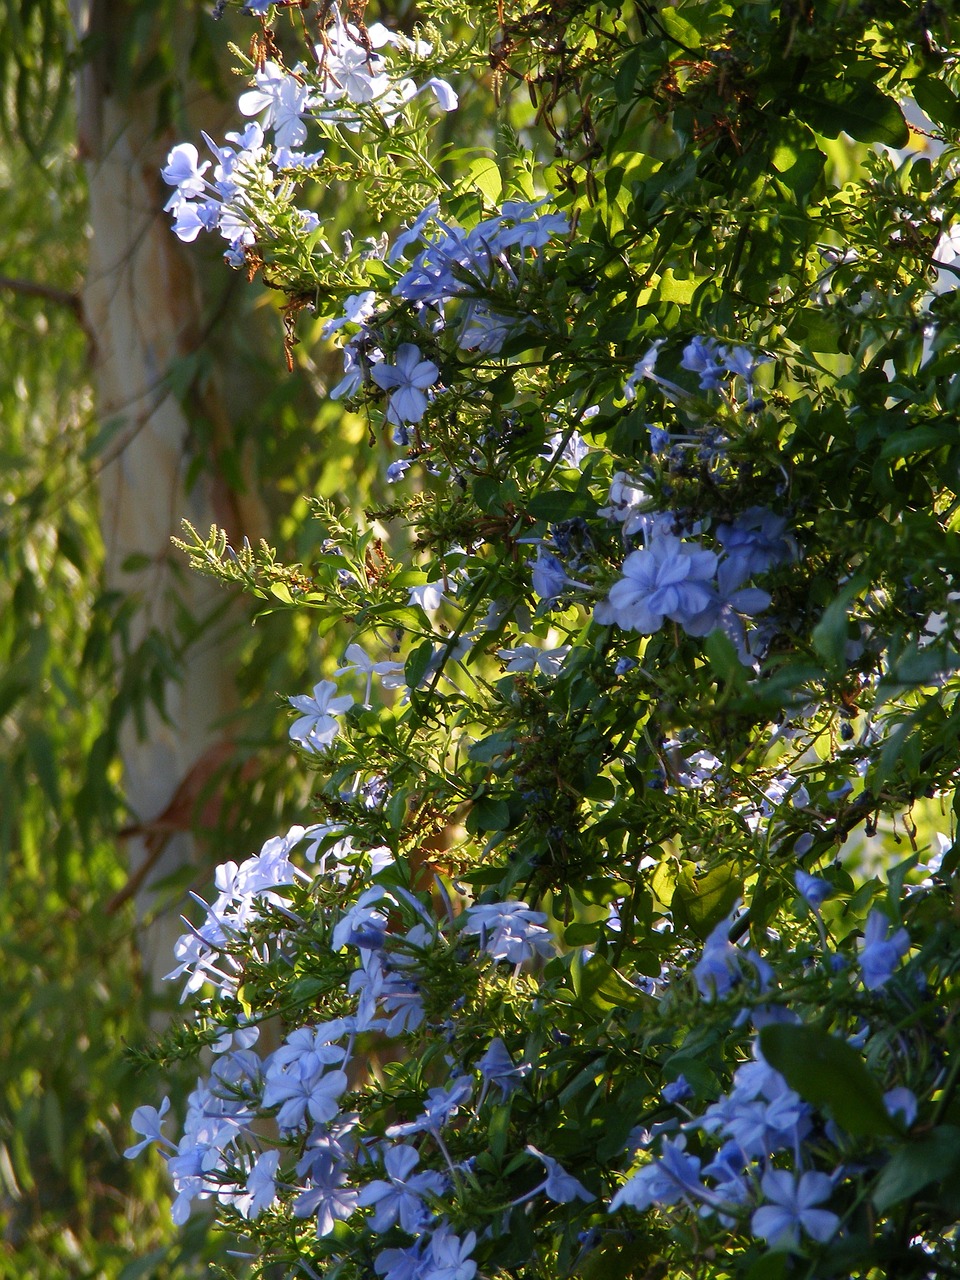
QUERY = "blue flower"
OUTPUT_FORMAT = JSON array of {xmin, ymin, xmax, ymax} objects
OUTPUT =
[
  {"xmin": 526, "ymin": 1145, "xmax": 594, "ymax": 1203},
  {"xmin": 751, "ymin": 1169, "xmax": 839, "ymax": 1250},
  {"xmin": 692, "ymin": 909, "xmax": 773, "ymax": 1004},
  {"xmin": 292, "ymin": 1148, "xmax": 360, "ymax": 1237},
  {"xmin": 357, "ymin": 1143, "xmax": 447, "ymax": 1233},
  {"xmin": 701, "ymin": 1071, "xmax": 810, "ymax": 1159},
  {"xmin": 594, "ymin": 535, "xmax": 718, "ymax": 636},
  {"xmin": 422, "ymin": 1224, "xmax": 477, "ymax": 1280},
  {"xmin": 623, "ymin": 341, "xmax": 688, "ymax": 403},
  {"xmin": 693, "ymin": 914, "xmax": 743, "ymax": 999},
  {"xmin": 385, "ymin": 1076, "xmax": 473, "ymax": 1138},
  {"xmin": 462, "ymin": 901, "xmax": 556, "ymax": 964},
  {"xmin": 794, "ymin": 870, "xmax": 833, "ymax": 909},
  {"xmin": 388, "ymin": 201, "xmax": 440, "ymax": 262},
  {"xmin": 530, "ymin": 549, "xmax": 575, "ymax": 604},
  {"xmin": 476, "ymin": 1036, "xmax": 530, "ymax": 1098},
  {"xmin": 883, "ymin": 1086, "xmax": 918, "ymax": 1128},
  {"xmin": 609, "ymin": 1136, "xmax": 705, "ymax": 1213},
  {"xmin": 371, "ymin": 344, "xmax": 440, "ymax": 424},
  {"xmin": 662, "ymin": 1075, "xmax": 692, "ymax": 1104},
  {"xmin": 458, "ymin": 303, "xmax": 515, "ymax": 353},
  {"xmin": 234, "ymin": 1149, "xmax": 280, "ymax": 1219},
  {"xmin": 858, "ymin": 910, "xmax": 910, "ymax": 990},
  {"xmin": 722, "ymin": 344, "xmax": 773, "ymax": 402},
  {"xmin": 331, "ymin": 886, "xmax": 390, "ymax": 952},
  {"xmin": 680, "ymin": 336, "xmax": 728, "ymax": 391},
  {"xmin": 261, "ymin": 1061, "xmax": 348, "ymax": 1131},
  {"xmin": 715, "ymin": 507, "xmax": 795, "ymax": 596},
  {"xmin": 124, "ymin": 1097, "xmax": 172, "ymax": 1158},
  {"xmin": 375, "ymin": 1243, "xmax": 424, "ymax": 1280}
]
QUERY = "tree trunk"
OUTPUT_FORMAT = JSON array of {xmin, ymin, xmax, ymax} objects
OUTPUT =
[{"xmin": 73, "ymin": 0, "xmax": 267, "ymax": 985}]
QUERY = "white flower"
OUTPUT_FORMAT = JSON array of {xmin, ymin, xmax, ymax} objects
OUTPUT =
[
  {"xmin": 933, "ymin": 223, "xmax": 960, "ymax": 266},
  {"xmin": 288, "ymin": 679, "xmax": 353, "ymax": 751},
  {"xmin": 496, "ymin": 644, "xmax": 570, "ymax": 676},
  {"xmin": 335, "ymin": 642, "xmax": 405, "ymax": 707},
  {"xmin": 322, "ymin": 42, "xmax": 391, "ymax": 104},
  {"xmin": 238, "ymin": 61, "xmax": 314, "ymax": 149},
  {"xmin": 161, "ymin": 143, "xmax": 210, "ymax": 196},
  {"xmin": 408, "ymin": 581, "xmax": 445, "ymax": 614}
]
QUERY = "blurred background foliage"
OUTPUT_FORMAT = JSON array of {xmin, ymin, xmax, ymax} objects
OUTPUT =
[{"xmin": 0, "ymin": 0, "xmax": 455, "ymax": 1273}]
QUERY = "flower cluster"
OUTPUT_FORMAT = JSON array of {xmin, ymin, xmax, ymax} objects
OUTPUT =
[
  {"xmin": 139, "ymin": 4, "xmax": 960, "ymax": 1280},
  {"xmin": 161, "ymin": 8, "xmax": 456, "ymax": 263},
  {"xmin": 594, "ymin": 501, "xmax": 793, "ymax": 660},
  {"xmin": 131, "ymin": 771, "xmax": 946, "ymax": 1278},
  {"xmin": 324, "ymin": 200, "xmax": 570, "ymax": 448},
  {"xmin": 130, "ymin": 816, "xmax": 605, "ymax": 1274}
]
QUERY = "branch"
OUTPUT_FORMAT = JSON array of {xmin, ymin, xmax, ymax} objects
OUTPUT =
[{"xmin": 0, "ymin": 272, "xmax": 84, "ymax": 321}]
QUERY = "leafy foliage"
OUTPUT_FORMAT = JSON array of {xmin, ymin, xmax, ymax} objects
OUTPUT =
[{"xmin": 41, "ymin": 0, "xmax": 960, "ymax": 1277}]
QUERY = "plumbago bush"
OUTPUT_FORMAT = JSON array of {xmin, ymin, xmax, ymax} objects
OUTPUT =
[{"xmin": 126, "ymin": 1, "xmax": 960, "ymax": 1277}]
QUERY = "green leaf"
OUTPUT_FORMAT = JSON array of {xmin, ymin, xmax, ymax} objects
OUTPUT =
[
  {"xmin": 404, "ymin": 641, "xmax": 434, "ymax": 690},
  {"xmin": 469, "ymin": 730, "xmax": 516, "ymax": 763},
  {"xmin": 657, "ymin": 270, "xmax": 698, "ymax": 304},
  {"xmin": 464, "ymin": 156, "xmax": 502, "ymax": 204},
  {"xmin": 287, "ymin": 977, "xmax": 326, "ymax": 1001},
  {"xmin": 794, "ymin": 82, "xmax": 908, "ymax": 147},
  {"xmin": 705, "ymin": 630, "xmax": 748, "ymax": 693},
  {"xmin": 773, "ymin": 121, "xmax": 824, "ymax": 200},
  {"xmin": 488, "ymin": 1104, "xmax": 512, "ymax": 1164},
  {"xmin": 879, "ymin": 424, "xmax": 952, "ymax": 460},
  {"xmin": 466, "ymin": 795, "xmax": 511, "ymax": 833},
  {"xmin": 651, "ymin": 859, "xmax": 678, "ymax": 908},
  {"xmin": 564, "ymin": 920, "xmax": 603, "ymax": 946},
  {"xmin": 745, "ymin": 1253, "xmax": 789, "ymax": 1280},
  {"xmin": 872, "ymin": 1127, "xmax": 960, "ymax": 1212},
  {"xmin": 659, "ymin": 5, "xmax": 702, "ymax": 49},
  {"xmin": 785, "ymin": 307, "xmax": 841, "ymax": 354},
  {"xmin": 25, "ymin": 728, "xmax": 60, "ymax": 808},
  {"xmin": 759, "ymin": 1024, "xmax": 899, "ymax": 1137},
  {"xmin": 672, "ymin": 863, "xmax": 742, "ymax": 939},
  {"xmin": 576, "ymin": 1232, "xmax": 661, "ymax": 1280},
  {"xmin": 613, "ymin": 47, "xmax": 642, "ymax": 103},
  {"xmin": 387, "ymin": 788, "xmax": 409, "ymax": 833},
  {"xmin": 811, "ymin": 574, "xmax": 869, "ymax": 671},
  {"xmin": 911, "ymin": 77, "xmax": 960, "ymax": 130},
  {"xmin": 527, "ymin": 489, "xmax": 594, "ymax": 521},
  {"xmin": 577, "ymin": 953, "xmax": 648, "ymax": 1013}
]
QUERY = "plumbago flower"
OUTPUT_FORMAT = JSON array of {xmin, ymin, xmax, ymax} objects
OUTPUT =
[
  {"xmin": 160, "ymin": 9, "xmax": 456, "ymax": 263},
  {"xmin": 288, "ymin": 679, "xmax": 353, "ymax": 751},
  {"xmin": 751, "ymin": 1169, "xmax": 839, "ymax": 1249},
  {"xmin": 594, "ymin": 535, "xmax": 720, "ymax": 635},
  {"xmin": 138, "ymin": 4, "xmax": 960, "ymax": 1279},
  {"xmin": 594, "ymin": 472, "xmax": 792, "ymax": 658},
  {"xmin": 238, "ymin": 61, "xmax": 315, "ymax": 149},
  {"xmin": 321, "ymin": 197, "xmax": 571, "ymax": 447},
  {"xmin": 371, "ymin": 343, "xmax": 441, "ymax": 425}
]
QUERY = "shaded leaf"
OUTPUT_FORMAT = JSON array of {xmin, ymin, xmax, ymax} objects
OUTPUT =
[
  {"xmin": 872, "ymin": 1127, "xmax": 960, "ymax": 1211},
  {"xmin": 760, "ymin": 1024, "xmax": 899, "ymax": 1137},
  {"xmin": 794, "ymin": 82, "xmax": 908, "ymax": 146}
]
